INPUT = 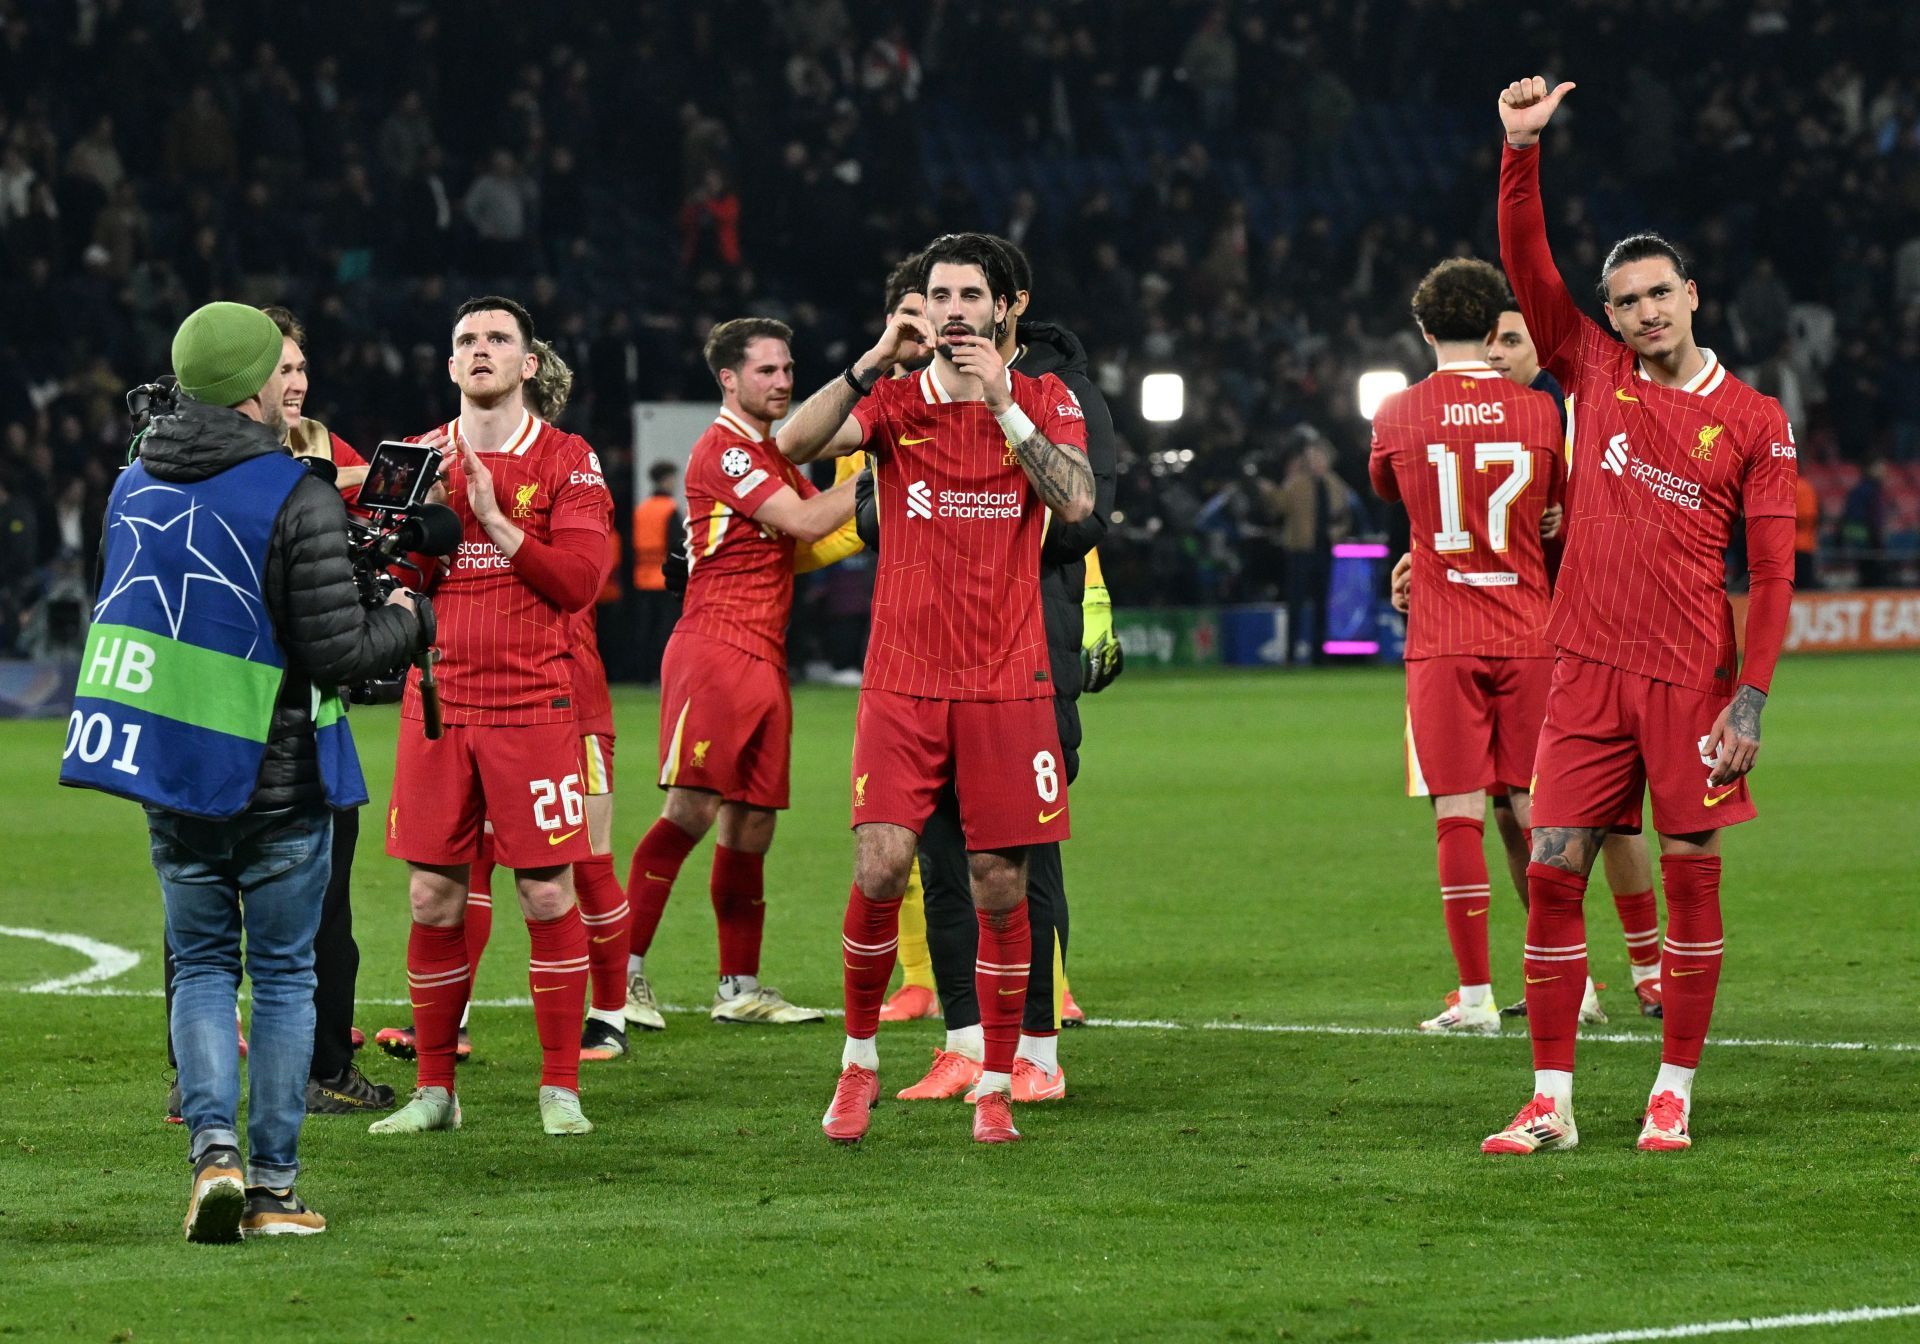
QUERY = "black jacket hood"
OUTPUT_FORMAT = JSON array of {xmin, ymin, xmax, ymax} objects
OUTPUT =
[
  {"xmin": 140, "ymin": 396, "xmax": 286, "ymax": 483},
  {"xmin": 1013, "ymin": 320, "xmax": 1091, "ymax": 380}
]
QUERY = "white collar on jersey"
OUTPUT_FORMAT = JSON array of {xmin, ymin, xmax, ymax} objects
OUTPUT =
[
  {"xmin": 1435, "ymin": 360, "xmax": 1502, "ymax": 378},
  {"xmin": 714, "ymin": 407, "xmax": 766, "ymax": 443},
  {"xmin": 453, "ymin": 408, "xmax": 541, "ymax": 456},
  {"xmin": 922, "ymin": 360, "xmax": 1014, "ymax": 405},
  {"xmin": 1635, "ymin": 346, "xmax": 1725, "ymax": 396}
]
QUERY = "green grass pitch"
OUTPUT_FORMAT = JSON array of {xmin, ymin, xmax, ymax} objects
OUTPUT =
[{"xmin": 3, "ymin": 658, "xmax": 1917, "ymax": 1342}]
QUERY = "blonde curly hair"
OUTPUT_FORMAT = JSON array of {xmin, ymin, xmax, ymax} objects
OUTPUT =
[{"xmin": 526, "ymin": 338, "xmax": 574, "ymax": 420}]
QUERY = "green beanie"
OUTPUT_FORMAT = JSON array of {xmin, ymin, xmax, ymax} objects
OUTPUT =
[{"xmin": 171, "ymin": 302, "xmax": 283, "ymax": 407}]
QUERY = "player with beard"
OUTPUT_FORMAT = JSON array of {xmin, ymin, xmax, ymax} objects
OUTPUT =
[
  {"xmin": 779, "ymin": 232, "xmax": 1095, "ymax": 1144},
  {"xmin": 1483, "ymin": 79, "xmax": 1796, "ymax": 1155},
  {"xmin": 372, "ymin": 297, "xmax": 612, "ymax": 1138},
  {"xmin": 867, "ymin": 235, "xmax": 1116, "ymax": 1103},
  {"xmin": 380, "ymin": 340, "xmax": 635, "ymax": 1062},
  {"xmin": 621, "ymin": 319, "xmax": 858, "ymax": 1029}
]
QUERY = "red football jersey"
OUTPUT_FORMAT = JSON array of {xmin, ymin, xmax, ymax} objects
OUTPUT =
[
  {"xmin": 403, "ymin": 411, "xmax": 612, "ymax": 726},
  {"xmin": 567, "ymin": 561, "xmax": 615, "ymax": 738},
  {"xmin": 852, "ymin": 363, "xmax": 1088, "ymax": 701},
  {"xmin": 1502, "ymin": 144, "xmax": 1799, "ymax": 697},
  {"xmin": 1370, "ymin": 361, "xmax": 1564, "ymax": 660},
  {"xmin": 677, "ymin": 409, "xmax": 818, "ymax": 669}
]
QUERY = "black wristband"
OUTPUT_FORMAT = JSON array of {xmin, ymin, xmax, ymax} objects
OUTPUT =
[{"xmin": 844, "ymin": 364, "xmax": 879, "ymax": 398}]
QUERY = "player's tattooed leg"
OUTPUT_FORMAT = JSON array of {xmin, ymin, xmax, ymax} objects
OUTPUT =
[{"xmin": 1529, "ymin": 826, "xmax": 1607, "ymax": 876}]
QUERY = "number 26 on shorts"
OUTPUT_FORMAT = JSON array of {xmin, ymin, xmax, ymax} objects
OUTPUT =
[{"xmin": 529, "ymin": 774, "xmax": 584, "ymax": 830}]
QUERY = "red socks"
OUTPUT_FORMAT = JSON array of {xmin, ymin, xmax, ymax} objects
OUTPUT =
[
  {"xmin": 1660, "ymin": 855, "xmax": 1724, "ymax": 1068},
  {"xmin": 407, "ymin": 921, "xmax": 470, "ymax": 1091},
  {"xmin": 1522, "ymin": 863, "xmax": 1588, "ymax": 1073},
  {"xmin": 465, "ymin": 833, "xmax": 495, "ymax": 980},
  {"xmin": 1613, "ymin": 887, "xmax": 1661, "ymax": 968},
  {"xmin": 627, "ymin": 819, "xmax": 699, "ymax": 957},
  {"xmin": 527, "ymin": 907, "xmax": 589, "ymax": 1090},
  {"xmin": 841, "ymin": 884, "xmax": 900, "ymax": 1041},
  {"xmin": 975, "ymin": 901, "xmax": 1032, "ymax": 1076},
  {"xmin": 574, "ymin": 854, "xmax": 629, "ymax": 1014},
  {"xmin": 711, "ymin": 845, "xmax": 766, "ymax": 978},
  {"xmin": 1436, "ymin": 816, "xmax": 1491, "ymax": 985}
]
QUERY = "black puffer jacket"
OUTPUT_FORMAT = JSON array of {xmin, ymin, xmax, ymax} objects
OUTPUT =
[
  {"xmin": 137, "ymin": 398, "xmax": 421, "ymax": 812},
  {"xmin": 854, "ymin": 321, "xmax": 1117, "ymax": 779}
]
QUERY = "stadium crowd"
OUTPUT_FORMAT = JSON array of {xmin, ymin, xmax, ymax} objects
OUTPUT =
[{"xmin": 5, "ymin": 0, "xmax": 1920, "ymax": 657}]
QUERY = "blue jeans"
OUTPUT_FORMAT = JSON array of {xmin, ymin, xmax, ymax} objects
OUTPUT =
[{"xmin": 148, "ymin": 804, "xmax": 331, "ymax": 1189}]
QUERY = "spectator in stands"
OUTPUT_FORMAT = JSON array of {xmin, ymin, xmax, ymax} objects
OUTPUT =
[
  {"xmin": 163, "ymin": 86, "xmax": 237, "ymax": 182},
  {"xmin": 463, "ymin": 149, "xmax": 537, "ymax": 276},
  {"xmin": 1843, "ymin": 459, "xmax": 1890, "ymax": 588},
  {"xmin": 679, "ymin": 168, "xmax": 743, "ymax": 270}
]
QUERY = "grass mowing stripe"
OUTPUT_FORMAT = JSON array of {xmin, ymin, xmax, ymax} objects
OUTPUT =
[{"xmin": 1465, "ymin": 1302, "xmax": 1920, "ymax": 1344}]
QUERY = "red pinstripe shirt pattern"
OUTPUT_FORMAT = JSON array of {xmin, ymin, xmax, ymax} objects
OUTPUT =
[
  {"xmin": 853, "ymin": 367, "xmax": 1087, "ymax": 701},
  {"xmin": 1501, "ymin": 145, "xmax": 1798, "ymax": 697}
]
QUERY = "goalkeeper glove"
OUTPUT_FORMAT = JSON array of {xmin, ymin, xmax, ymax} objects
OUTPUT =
[{"xmin": 1080, "ymin": 582, "xmax": 1123, "ymax": 693}]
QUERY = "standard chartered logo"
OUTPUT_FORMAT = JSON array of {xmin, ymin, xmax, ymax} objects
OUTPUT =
[
  {"xmin": 906, "ymin": 479, "xmax": 1019, "ymax": 521},
  {"xmin": 1601, "ymin": 432, "xmax": 1703, "ymax": 509}
]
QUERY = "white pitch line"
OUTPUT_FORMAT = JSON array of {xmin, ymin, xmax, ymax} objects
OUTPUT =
[
  {"xmin": 1464, "ymin": 1301, "xmax": 1920, "ymax": 1344},
  {"xmin": 0, "ymin": 924, "xmax": 141, "ymax": 993},
  {"xmin": 8, "ymin": 979, "xmax": 1919, "ymax": 1055}
]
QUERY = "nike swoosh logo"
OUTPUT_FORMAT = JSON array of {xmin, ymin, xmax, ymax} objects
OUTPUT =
[
  {"xmin": 1670, "ymin": 967, "xmax": 1709, "ymax": 977},
  {"xmin": 591, "ymin": 934, "xmax": 619, "ymax": 944},
  {"xmin": 997, "ymin": 988, "xmax": 1025, "ymax": 996},
  {"xmin": 644, "ymin": 872, "xmax": 671, "ymax": 883},
  {"xmin": 900, "ymin": 436, "xmax": 934, "ymax": 445},
  {"xmin": 1702, "ymin": 789, "xmax": 1739, "ymax": 807},
  {"xmin": 1466, "ymin": 908, "xmax": 1488, "ymax": 918},
  {"xmin": 1525, "ymin": 975, "xmax": 1560, "ymax": 985},
  {"xmin": 409, "ymin": 1001, "xmax": 434, "ymax": 1009},
  {"xmin": 533, "ymin": 985, "xmax": 564, "ymax": 993},
  {"xmin": 1615, "ymin": 388, "xmax": 1640, "ymax": 402},
  {"xmin": 548, "ymin": 828, "xmax": 582, "ymax": 845},
  {"xmin": 1037, "ymin": 807, "xmax": 1065, "ymax": 824}
]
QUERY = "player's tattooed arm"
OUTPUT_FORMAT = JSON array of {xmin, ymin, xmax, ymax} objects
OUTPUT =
[
  {"xmin": 776, "ymin": 377, "xmax": 864, "ymax": 463},
  {"xmin": 1704, "ymin": 685, "xmax": 1766, "ymax": 786},
  {"xmin": 777, "ymin": 310, "xmax": 934, "ymax": 463},
  {"xmin": 1529, "ymin": 826, "xmax": 1607, "ymax": 875},
  {"xmin": 1010, "ymin": 430, "xmax": 1095, "ymax": 522}
]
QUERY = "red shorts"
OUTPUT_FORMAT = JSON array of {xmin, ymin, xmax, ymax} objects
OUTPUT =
[
  {"xmin": 852, "ymin": 689, "xmax": 1068, "ymax": 850},
  {"xmin": 389, "ymin": 721, "xmax": 592, "ymax": 869},
  {"xmin": 582, "ymin": 732, "xmax": 614, "ymax": 797},
  {"xmin": 1404, "ymin": 656, "xmax": 1550, "ymax": 799},
  {"xmin": 1531, "ymin": 655, "xmax": 1756, "ymax": 834},
  {"xmin": 657, "ymin": 630, "xmax": 792, "ymax": 809}
]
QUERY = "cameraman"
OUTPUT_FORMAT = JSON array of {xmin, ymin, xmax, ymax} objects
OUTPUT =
[
  {"xmin": 160, "ymin": 306, "xmax": 397, "ymax": 1120},
  {"xmin": 63, "ymin": 302, "xmax": 422, "ymax": 1242}
]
